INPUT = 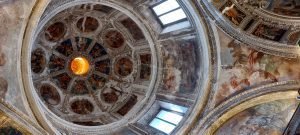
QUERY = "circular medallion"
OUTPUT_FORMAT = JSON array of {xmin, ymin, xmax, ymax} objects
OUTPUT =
[
  {"xmin": 40, "ymin": 84, "xmax": 60, "ymax": 105},
  {"xmin": 45, "ymin": 22, "xmax": 66, "ymax": 42},
  {"xmin": 71, "ymin": 99, "xmax": 94, "ymax": 114},
  {"xmin": 31, "ymin": 48, "xmax": 46, "ymax": 73},
  {"xmin": 77, "ymin": 17, "xmax": 99, "ymax": 32},
  {"xmin": 104, "ymin": 30, "xmax": 125, "ymax": 48},
  {"xmin": 114, "ymin": 58, "xmax": 133, "ymax": 77}
]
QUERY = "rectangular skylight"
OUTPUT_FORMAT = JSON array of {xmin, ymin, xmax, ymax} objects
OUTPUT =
[
  {"xmin": 156, "ymin": 110, "xmax": 183, "ymax": 125},
  {"xmin": 152, "ymin": 0, "xmax": 180, "ymax": 16},
  {"xmin": 149, "ymin": 102, "xmax": 188, "ymax": 134},
  {"xmin": 151, "ymin": 0, "xmax": 188, "ymax": 27},
  {"xmin": 159, "ymin": 9, "xmax": 187, "ymax": 25},
  {"xmin": 158, "ymin": 101, "xmax": 188, "ymax": 114},
  {"xmin": 149, "ymin": 118, "xmax": 176, "ymax": 134}
]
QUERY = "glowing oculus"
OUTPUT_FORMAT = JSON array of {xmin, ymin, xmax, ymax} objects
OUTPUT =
[{"xmin": 70, "ymin": 57, "xmax": 90, "ymax": 75}]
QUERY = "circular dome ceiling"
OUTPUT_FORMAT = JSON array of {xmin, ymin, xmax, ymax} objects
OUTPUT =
[{"xmin": 30, "ymin": 3, "xmax": 155, "ymax": 126}]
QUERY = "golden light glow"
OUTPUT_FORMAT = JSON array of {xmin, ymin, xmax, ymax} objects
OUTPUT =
[{"xmin": 71, "ymin": 57, "xmax": 90, "ymax": 75}]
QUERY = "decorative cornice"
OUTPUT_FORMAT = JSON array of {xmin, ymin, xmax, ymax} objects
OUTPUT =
[
  {"xmin": 22, "ymin": 0, "xmax": 160, "ymax": 134},
  {"xmin": 198, "ymin": 0, "xmax": 300, "ymax": 58},
  {"xmin": 0, "ymin": 98, "xmax": 48, "ymax": 134},
  {"xmin": 174, "ymin": 0, "xmax": 220, "ymax": 134},
  {"xmin": 191, "ymin": 80, "xmax": 300, "ymax": 134}
]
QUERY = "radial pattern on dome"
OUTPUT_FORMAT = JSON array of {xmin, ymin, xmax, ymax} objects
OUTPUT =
[{"xmin": 30, "ymin": 4, "xmax": 153, "ymax": 126}]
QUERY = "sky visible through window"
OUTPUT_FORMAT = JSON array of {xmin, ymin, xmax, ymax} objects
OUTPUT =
[
  {"xmin": 152, "ymin": 0, "xmax": 187, "ymax": 25},
  {"xmin": 149, "ymin": 107, "xmax": 186, "ymax": 134}
]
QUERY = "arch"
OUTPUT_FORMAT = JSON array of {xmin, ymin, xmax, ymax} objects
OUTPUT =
[{"xmin": 192, "ymin": 80, "xmax": 300, "ymax": 134}]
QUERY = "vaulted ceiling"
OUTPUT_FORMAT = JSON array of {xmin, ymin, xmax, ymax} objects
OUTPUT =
[{"xmin": 0, "ymin": 0, "xmax": 299, "ymax": 135}]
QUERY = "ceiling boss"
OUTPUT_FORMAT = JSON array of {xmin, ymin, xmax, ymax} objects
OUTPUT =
[{"xmin": 70, "ymin": 57, "xmax": 90, "ymax": 75}]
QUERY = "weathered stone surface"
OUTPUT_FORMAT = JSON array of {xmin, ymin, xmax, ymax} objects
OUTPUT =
[
  {"xmin": 0, "ymin": 0, "xmax": 36, "ymax": 116},
  {"xmin": 0, "ymin": 77, "xmax": 8, "ymax": 98}
]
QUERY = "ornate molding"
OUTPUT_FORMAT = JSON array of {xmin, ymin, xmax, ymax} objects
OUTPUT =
[
  {"xmin": 173, "ymin": 0, "xmax": 220, "ymax": 134},
  {"xmin": 191, "ymin": 80, "xmax": 300, "ymax": 134},
  {"xmin": 198, "ymin": 0, "xmax": 300, "ymax": 58},
  {"xmin": 0, "ymin": 99, "xmax": 47, "ymax": 134},
  {"xmin": 237, "ymin": 0, "xmax": 270, "ymax": 9},
  {"xmin": 22, "ymin": 0, "xmax": 160, "ymax": 134}
]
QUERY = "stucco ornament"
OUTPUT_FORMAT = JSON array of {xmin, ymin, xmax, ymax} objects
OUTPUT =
[{"xmin": 237, "ymin": 0, "xmax": 270, "ymax": 8}]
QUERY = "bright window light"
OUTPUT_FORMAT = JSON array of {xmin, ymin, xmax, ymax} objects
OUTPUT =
[
  {"xmin": 156, "ymin": 110, "xmax": 183, "ymax": 125},
  {"xmin": 153, "ymin": 0, "xmax": 179, "ymax": 16},
  {"xmin": 152, "ymin": 0, "xmax": 187, "ymax": 26},
  {"xmin": 159, "ymin": 9, "xmax": 186, "ymax": 25},
  {"xmin": 149, "ymin": 118, "xmax": 176, "ymax": 134},
  {"xmin": 149, "ymin": 107, "xmax": 186, "ymax": 134},
  {"xmin": 158, "ymin": 101, "xmax": 188, "ymax": 113}
]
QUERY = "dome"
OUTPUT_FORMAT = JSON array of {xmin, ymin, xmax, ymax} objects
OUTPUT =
[
  {"xmin": 30, "ymin": 2, "xmax": 158, "ymax": 128},
  {"xmin": 22, "ymin": 0, "xmax": 209, "ymax": 134},
  {"xmin": 0, "ymin": 0, "xmax": 299, "ymax": 135}
]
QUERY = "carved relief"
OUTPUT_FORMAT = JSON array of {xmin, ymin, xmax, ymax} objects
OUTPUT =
[
  {"xmin": 272, "ymin": 0, "xmax": 300, "ymax": 17},
  {"xmin": 101, "ymin": 87, "xmax": 120, "ymax": 103},
  {"xmin": 103, "ymin": 30, "xmax": 125, "ymax": 48},
  {"xmin": 75, "ymin": 37, "xmax": 92, "ymax": 52},
  {"xmin": 71, "ymin": 99, "xmax": 94, "ymax": 115},
  {"xmin": 32, "ymin": 3, "xmax": 154, "ymax": 126},
  {"xmin": 89, "ymin": 43, "xmax": 108, "ymax": 58},
  {"xmin": 31, "ymin": 48, "xmax": 46, "ymax": 73},
  {"xmin": 220, "ymin": 1, "xmax": 246, "ymax": 25},
  {"xmin": 76, "ymin": 17, "xmax": 99, "ymax": 32},
  {"xmin": 88, "ymin": 74, "xmax": 107, "ymax": 90},
  {"xmin": 120, "ymin": 18, "xmax": 145, "ymax": 41},
  {"xmin": 114, "ymin": 57, "xmax": 133, "ymax": 77},
  {"xmin": 53, "ymin": 73, "xmax": 72, "ymax": 90},
  {"xmin": 95, "ymin": 60, "xmax": 111, "ymax": 75},
  {"xmin": 48, "ymin": 55, "xmax": 65, "ymax": 73},
  {"xmin": 237, "ymin": 0, "xmax": 269, "ymax": 8},
  {"xmin": 40, "ymin": 84, "xmax": 60, "ymax": 105},
  {"xmin": 117, "ymin": 95, "xmax": 137, "ymax": 116},
  {"xmin": 71, "ymin": 80, "xmax": 89, "ymax": 95},
  {"xmin": 45, "ymin": 22, "xmax": 66, "ymax": 42},
  {"xmin": 56, "ymin": 39, "xmax": 74, "ymax": 56},
  {"xmin": 252, "ymin": 24, "xmax": 287, "ymax": 42},
  {"xmin": 93, "ymin": 5, "xmax": 113, "ymax": 13}
]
